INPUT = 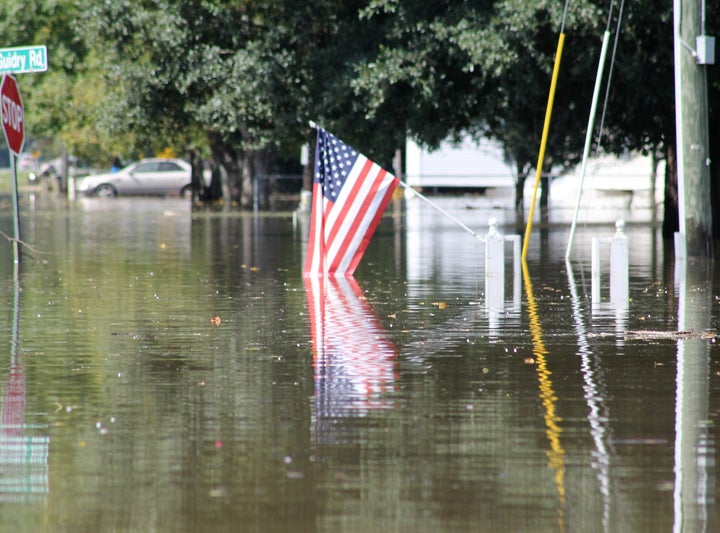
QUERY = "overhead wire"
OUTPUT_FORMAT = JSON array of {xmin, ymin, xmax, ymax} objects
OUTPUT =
[{"xmin": 595, "ymin": 0, "xmax": 626, "ymax": 155}]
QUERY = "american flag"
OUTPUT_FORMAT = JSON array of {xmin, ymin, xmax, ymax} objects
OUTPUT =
[
  {"xmin": 303, "ymin": 126, "xmax": 399, "ymax": 276},
  {"xmin": 305, "ymin": 276, "xmax": 397, "ymax": 425}
]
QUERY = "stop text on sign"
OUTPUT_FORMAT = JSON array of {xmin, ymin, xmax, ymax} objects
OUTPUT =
[
  {"xmin": 1, "ymin": 75, "xmax": 25, "ymax": 155},
  {"xmin": 1, "ymin": 93, "xmax": 23, "ymax": 132}
]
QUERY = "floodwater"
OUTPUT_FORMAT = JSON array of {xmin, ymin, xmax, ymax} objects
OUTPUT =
[{"xmin": 0, "ymin": 183, "xmax": 717, "ymax": 532}]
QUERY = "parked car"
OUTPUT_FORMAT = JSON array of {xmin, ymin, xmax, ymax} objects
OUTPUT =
[{"xmin": 75, "ymin": 158, "xmax": 202, "ymax": 197}]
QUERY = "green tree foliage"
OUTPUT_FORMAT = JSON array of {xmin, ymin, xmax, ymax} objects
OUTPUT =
[
  {"xmin": 77, "ymin": 0, "xmax": 405, "ymax": 205},
  {"xmin": 3, "ymin": 0, "xmax": 716, "ymax": 220},
  {"xmin": 0, "ymin": 0, "xmax": 122, "ymax": 164},
  {"xmin": 354, "ymin": 0, "xmax": 680, "ymax": 173},
  {"xmin": 353, "ymin": 0, "xmax": 704, "ymax": 222}
]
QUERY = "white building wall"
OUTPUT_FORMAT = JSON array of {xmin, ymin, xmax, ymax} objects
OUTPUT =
[{"xmin": 405, "ymin": 136, "xmax": 516, "ymax": 189}]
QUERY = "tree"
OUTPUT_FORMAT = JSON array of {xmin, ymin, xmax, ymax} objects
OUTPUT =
[
  {"xmin": 77, "ymin": 1, "xmax": 362, "ymax": 206},
  {"xmin": 353, "ymin": 1, "xmax": 687, "ymax": 228},
  {"xmin": 0, "ymin": 0, "xmax": 125, "ymax": 166},
  {"xmin": 76, "ymin": 0, "xmax": 422, "ymax": 206},
  {"xmin": 7, "ymin": 0, "xmax": 714, "ymax": 226}
]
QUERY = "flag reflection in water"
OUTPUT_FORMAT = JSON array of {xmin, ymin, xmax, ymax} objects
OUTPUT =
[{"xmin": 305, "ymin": 276, "xmax": 397, "ymax": 440}]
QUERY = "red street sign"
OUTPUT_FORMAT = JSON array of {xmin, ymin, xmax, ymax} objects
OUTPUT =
[{"xmin": 1, "ymin": 75, "xmax": 24, "ymax": 155}]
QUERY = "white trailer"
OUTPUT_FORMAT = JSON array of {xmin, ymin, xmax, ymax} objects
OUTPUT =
[{"xmin": 405, "ymin": 136, "xmax": 517, "ymax": 189}]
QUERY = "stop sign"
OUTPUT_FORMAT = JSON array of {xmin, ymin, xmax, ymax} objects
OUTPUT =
[{"xmin": 1, "ymin": 75, "xmax": 24, "ymax": 155}]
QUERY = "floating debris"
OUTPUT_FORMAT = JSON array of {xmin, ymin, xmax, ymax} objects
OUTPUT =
[{"xmin": 624, "ymin": 329, "xmax": 717, "ymax": 341}]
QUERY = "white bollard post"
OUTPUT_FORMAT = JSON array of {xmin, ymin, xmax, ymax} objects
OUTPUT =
[
  {"xmin": 609, "ymin": 219, "xmax": 629, "ymax": 307},
  {"xmin": 591, "ymin": 237, "xmax": 601, "ymax": 304},
  {"xmin": 674, "ymin": 231, "xmax": 686, "ymax": 260},
  {"xmin": 673, "ymin": 232, "xmax": 686, "ymax": 293},
  {"xmin": 507, "ymin": 235, "xmax": 521, "ymax": 311},
  {"xmin": 485, "ymin": 218, "xmax": 505, "ymax": 310}
]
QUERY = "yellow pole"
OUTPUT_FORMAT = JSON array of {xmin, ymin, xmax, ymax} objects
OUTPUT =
[{"xmin": 522, "ymin": 33, "xmax": 566, "ymax": 262}]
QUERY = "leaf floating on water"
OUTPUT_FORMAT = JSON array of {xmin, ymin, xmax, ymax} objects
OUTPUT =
[
  {"xmin": 209, "ymin": 486, "xmax": 228, "ymax": 498},
  {"xmin": 211, "ymin": 316, "xmax": 222, "ymax": 326},
  {"xmin": 432, "ymin": 302, "xmax": 447, "ymax": 310},
  {"xmin": 624, "ymin": 329, "xmax": 717, "ymax": 341}
]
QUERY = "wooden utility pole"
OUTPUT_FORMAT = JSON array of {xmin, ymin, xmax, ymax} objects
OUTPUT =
[{"xmin": 673, "ymin": 0, "xmax": 714, "ymax": 257}]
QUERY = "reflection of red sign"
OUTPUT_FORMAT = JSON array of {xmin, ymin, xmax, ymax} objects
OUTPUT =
[
  {"xmin": 1, "ymin": 75, "xmax": 24, "ymax": 155},
  {"xmin": 2, "ymin": 365, "xmax": 25, "ymax": 438}
]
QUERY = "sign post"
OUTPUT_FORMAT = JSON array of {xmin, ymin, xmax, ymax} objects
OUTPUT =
[{"xmin": 1, "ymin": 74, "xmax": 25, "ymax": 263}]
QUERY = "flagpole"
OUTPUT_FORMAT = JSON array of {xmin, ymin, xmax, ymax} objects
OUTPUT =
[{"xmin": 397, "ymin": 181, "xmax": 485, "ymax": 242}]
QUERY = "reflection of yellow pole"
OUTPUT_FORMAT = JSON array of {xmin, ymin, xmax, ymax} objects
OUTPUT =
[
  {"xmin": 522, "ymin": 33, "xmax": 566, "ymax": 262},
  {"xmin": 522, "ymin": 261, "xmax": 565, "ymax": 529}
]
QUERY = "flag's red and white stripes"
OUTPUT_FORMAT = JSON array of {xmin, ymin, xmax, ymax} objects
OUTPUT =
[{"xmin": 303, "ymin": 128, "xmax": 398, "ymax": 277}]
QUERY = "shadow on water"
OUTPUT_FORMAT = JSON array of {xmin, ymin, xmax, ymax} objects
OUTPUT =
[{"xmin": 0, "ymin": 191, "xmax": 716, "ymax": 532}]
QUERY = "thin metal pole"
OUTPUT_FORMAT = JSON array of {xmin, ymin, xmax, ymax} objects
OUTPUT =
[
  {"xmin": 398, "ymin": 181, "xmax": 485, "ymax": 242},
  {"xmin": 10, "ymin": 152, "xmax": 21, "ymax": 264},
  {"xmin": 565, "ymin": 30, "xmax": 612, "ymax": 261},
  {"xmin": 522, "ymin": 32, "xmax": 566, "ymax": 262}
]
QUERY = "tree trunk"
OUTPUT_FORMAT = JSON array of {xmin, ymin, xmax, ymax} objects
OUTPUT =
[
  {"xmin": 189, "ymin": 148, "xmax": 204, "ymax": 203},
  {"xmin": 663, "ymin": 143, "xmax": 679, "ymax": 238},
  {"xmin": 206, "ymin": 162, "xmax": 223, "ymax": 201},
  {"xmin": 514, "ymin": 162, "xmax": 526, "ymax": 216},
  {"xmin": 540, "ymin": 174, "xmax": 549, "ymax": 213},
  {"xmin": 710, "ymin": 101, "xmax": 720, "ymax": 238},
  {"xmin": 237, "ymin": 150, "xmax": 271, "ymax": 210},
  {"xmin": 209, "ymin": 132, "xmax": 243, "ymax": 204},
  {"xmin": 239, "ymin": 151, "xmax": 272, "ymax": 209}
]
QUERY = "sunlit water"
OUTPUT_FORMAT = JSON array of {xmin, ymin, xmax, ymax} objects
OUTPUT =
[{"xmin": 0, "ymin": 185, "xmax": 717, "ymax": 532}]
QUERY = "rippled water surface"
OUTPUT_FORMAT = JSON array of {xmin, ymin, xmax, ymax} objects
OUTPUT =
[{"xmin": 0, "ymin": 188, "xmax": 717, "ymax": 532}]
